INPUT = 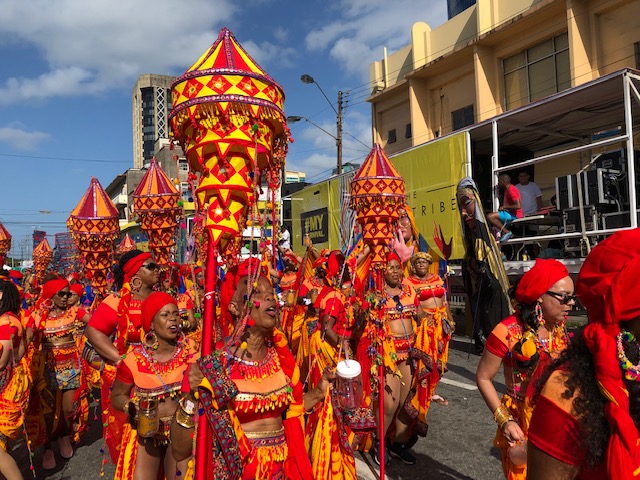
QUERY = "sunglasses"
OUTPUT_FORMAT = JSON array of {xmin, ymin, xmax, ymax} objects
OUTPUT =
[
  {"xmin": 56, "ymin": 291, "xmax": 73, "ymax": 298},
  {"xmin": 545, "ymin": 290, "xmax": 577, "ymax": 305},
  {"xmin": 398, "ymin": 214, "xmax": 411, "ymax": 227},
  {"xmin": 142, "ymin": 263, "xmax": 160, "ymax": 271}
]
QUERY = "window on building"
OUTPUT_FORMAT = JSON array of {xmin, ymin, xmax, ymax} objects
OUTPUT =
[
  {"xmin": 635, "ymin": 42, "xmax": 640, "ymax": 69},
  {"xmin": 388, "ymin": 129, "xmax": 397, "ymax": 144},
  {"xmin": 405, "ymin": 123, "xmax": 412, "ymax": 139},
  {"xmin": 451, "ymin": 105, "xmax": 475, "ymax": 131},
  {"xmin": 178, "ymin": 160, "xmax": 189, "ymax": 172},
  {"xmin": 180, "ymin": 182, "xmax": 191, "ymax": 201},
  {"xmin": 503, "ymin": 32, "xmax": 570, "ymax": 110}
]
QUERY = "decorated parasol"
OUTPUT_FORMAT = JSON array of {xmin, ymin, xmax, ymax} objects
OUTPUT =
[
  {"xmin": 32, "ymin": 238, "xmax": 52, "ymax": 280},
  {"xmin": 132, "ymin": 158, "xmax": 182, "ymax": 266},
  {"xmin": 0, "ymin": 221, "xmax": 11, "ymax": 268},
  {"xmin": 170, "ymin": 27, "xmax": 289, "ymax": 479},
  {"xmin": 68, "ymin": 177, "xmax": 120, "ymax": 297},
  {"xmin": 117, "ymin": 233, "xmax": 137, "ymax": 255},
  {"xmin": 349, "ymin": 143, "xmax": 406, "ymax": 475}
]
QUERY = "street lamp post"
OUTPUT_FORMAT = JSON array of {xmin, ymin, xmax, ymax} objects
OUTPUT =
[{"xmin": 299, "ymin": 74, "xmax": 343, "ymax": 175}]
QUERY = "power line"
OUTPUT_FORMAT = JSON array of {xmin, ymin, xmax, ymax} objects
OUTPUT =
[{"xmin": 0, "ymin": 152, "xmax": 129, "ymax": 164}]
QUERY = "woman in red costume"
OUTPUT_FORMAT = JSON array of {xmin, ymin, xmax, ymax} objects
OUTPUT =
[
  {"xmin": 528, "ymin": 229, "xmax": 640, "ymax": 479},
  {"xmin": 85, "ymin": 249, "xmax": 160, "ymax": 462},
  {"xmin": 161, "ymin": 266, "xmax": 198, "ymax": 343},
  {"xmin": 357, "ymin": 251, "xmax": 420, "ymax": 466},
  {"xmin": 0, "ymin": 280, "xmax": 31, "ymax": 480},
  {"xmin": 405, "ymin": 251, "xmax": 454, "ymax": 437},
  {"xmin": 171, "ymin": 258, "xmax": 330, "ymax": 479},
  {"xmin": 28, "ymin": 274, "xmax": 90, "ymax": 470},
  {"xmin": 476, "ymin": 259, "xmax": 572, "ymax": 479},
  {"xmin": 305, "ymin": 250, "xmax": 363, "ymax": 479},
  {"xmin": 111, "ymin": 292, "xmax": 198, "ymax": 480}
]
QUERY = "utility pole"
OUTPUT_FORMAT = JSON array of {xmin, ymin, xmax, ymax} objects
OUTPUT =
[{"xmin": 337, "ymin": 90, "xmax": 343, "ymax": 175}]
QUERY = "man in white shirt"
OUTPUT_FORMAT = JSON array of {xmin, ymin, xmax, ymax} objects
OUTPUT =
[
  {"xmin": 515, "ymin": 171, "xmax": 543, "ymax": 216},
  {"xmin": 278, "ymin": 222, "xmax": 291, "ymax": 249}
]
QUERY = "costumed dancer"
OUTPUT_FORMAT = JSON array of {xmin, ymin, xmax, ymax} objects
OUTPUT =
[
  {"xmin": 161, "ymin": 265, "xmax": 198, "ymax": 344},
  {"xmin": 171, "ymin": 258, "xmax": 330, "ymax": 479},
  {"xmin": 85, "ymin": 250, "xmax": 160, "ymax": 463},
  {"xmin": 0, "ymin": 280, "xmax": 32, "ymax": 480},
  {"xmin": 357, "ymin": 251, "xmax": 421, "ymax": 466},
  {"xmin": 27, "ymin": 274, "xmax": 90, "ymax": 470},
  {"xmin": 456, "ymin": 177, "xmax": 511, "ymax": 352},
  {"xmin": 111, "ymin": 292, "xmax": 199, "ymax": 480},
  {"xmin": 528, "ymin": 229, "xmax": 640, "ymax": 479},
  {"xmin": 404, "ymin": 251, "xmax": 455, "ymax": 439},
  {"xmin": 305, "ymin": 250, "xmax": 368, "ymax": 480},
  {"xmin": 476, "ymin": 259, "xmax": 572, "ymax": 479}
]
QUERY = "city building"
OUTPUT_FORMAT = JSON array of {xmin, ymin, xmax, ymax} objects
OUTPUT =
[
  {"xmin": 104, "ymin": 168, "xmax": 146, "ymax": 229},
  {"xmin": 369, "ymin": 0, "xmax": 640, "ymax": 155},
  {"xmin": 284, "ymin": 170, "xmax": 306, "ymax": 184},
  {"xmin": 132, "ymin": 74, "xmax": 176, "ymax": 169}
]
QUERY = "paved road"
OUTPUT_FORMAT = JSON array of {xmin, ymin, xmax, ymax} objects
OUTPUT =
[{"xmin": 16, "ymin": 334, "xmax": 505, "ymax": 480}]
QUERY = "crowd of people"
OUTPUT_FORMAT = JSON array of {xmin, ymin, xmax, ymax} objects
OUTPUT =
[
  {"xmin": 0, "ymin": 212, "xmax": 456, "ymax": 480},
  {"xmin": 3, "ymin": 203, "xmax": 640, "ymax": 480}
]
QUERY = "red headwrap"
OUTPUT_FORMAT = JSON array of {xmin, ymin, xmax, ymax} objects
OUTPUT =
[
  {"xmin": 140, "ymin": 292, "xmax": 177, "ymax": 333},
  {"xmin": 514, "ymin": 259, "xmax": 568, "ymax": 305},
  {"xmin": 69, "ymin": 283, "xmax": 84, "ymax": 296},
  {"xmin": 577, "ymin": 229, "xmax": 640, "ymax": 332},
  {"xmin": 577, "ymin": 230, "xmax": 640, "ymax": 479},
  {"xmin": 387, "ymin": 251, "xmax": 402, "ymax": 265},
  {"xmin": 123, "ymin": 252, "xmax": 152, "ymax": 282},
  {"xmin": 8, "ymin": 270, "xmax": 22, "ymax": 280},
  {"xmin": 194, "ymin": 266, "xmax": 203, "ymax": 276},
  {"xmin": 326, "ymin": 250, "xmax": 344, "ymax": 278},
  {"xmin": 41, "ymin": 278, "xmax": 69, "ymax": 301},
  {"xmin": 283, "ymin": 253, "xmax": 299, "ymax": 266}
]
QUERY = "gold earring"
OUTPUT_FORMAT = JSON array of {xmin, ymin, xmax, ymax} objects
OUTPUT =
[{"xmin": 131, "ymin": 277, "xmax": 142, "ymax": 292}]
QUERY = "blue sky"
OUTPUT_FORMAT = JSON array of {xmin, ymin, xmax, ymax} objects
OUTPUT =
[{"xmin": 0, "ymin": 0, "xmax": 446, "ymax": 258}]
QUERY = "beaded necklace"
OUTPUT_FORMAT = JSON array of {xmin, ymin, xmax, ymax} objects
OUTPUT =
[
  {"xmin": 616, "ymin": 330, "xmax": 640, "ymax": 382},
  {"xmin": 229, "ymin": 340, "xmax": 281, "ymax": 382},
  {"xmin": 138, "ymin": 339, "xmax": 187, "ymax": 375}
]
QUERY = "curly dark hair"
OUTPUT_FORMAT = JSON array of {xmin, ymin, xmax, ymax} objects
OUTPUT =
[
  {"xmin": 0, "ymin": 281, "xmax": 21, "ymax": 316},
  {"xmin": 113, "ymin": 249, "xmax": 145, "ymax": 290},
  {"xmin": 534, "ymin": 325, "xmax": 640, "ymax": 468}
]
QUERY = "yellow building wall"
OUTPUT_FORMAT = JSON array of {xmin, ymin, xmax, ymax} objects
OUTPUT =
[
  {"xmin": 374, "ymin": 90, "xmax": 411, "ymax": 155},
  {"xmin": 593, "ymin": 0, "xmax": 640, "ymax": 75},
  {"xmin": 428, "ymin": 71, "xmax": 476, "ymax": 138}
]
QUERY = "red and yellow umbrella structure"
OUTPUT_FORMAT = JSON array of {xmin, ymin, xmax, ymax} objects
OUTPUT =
[
  {"xmin": 132, "ymin": 158, "xmax": 182, "ymax": 267},
  {"xmin": 170, "ymin": 27, "xmax": 289, "ymax": 479},
  {"xmin": 32, "ymin": 238, "xmax": 52, "ymax": 280},
  {"xmin": 350, "ymin": 143, "xmax": 406, "ymax": 475},
  {"xmin": 117, "ymin": 233, "xmax": 137, "ymax": 255},
  {"xmin": 68, "ymin": 177, "xmax": 120, "ymax": 297},
  {"xmin": 350, "ymin": 143, "xmax": 406, "ymax": 266},
  {"xmin": 0, "ymin": 221, "xmax": 11, "ymax": 268}
]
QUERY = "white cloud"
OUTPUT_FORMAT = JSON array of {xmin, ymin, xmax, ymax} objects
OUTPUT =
[
  {"xmin": 0, "ymin": 0, "xmax": 239, "ymax": 104},
  {"xmin": 273, "ymin": 27, "xmax": 288, "ymax": 43},
  {"xmin": 305, "ymin": 0, "xmax": 447, "ymax": 80},
  {"xmin": 0, "ymin": 123, "xmax": 51, "ymax": 150},
  {"xmin": 242, "ymin": 40, "xmax": 297, "ymax": 70}
]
